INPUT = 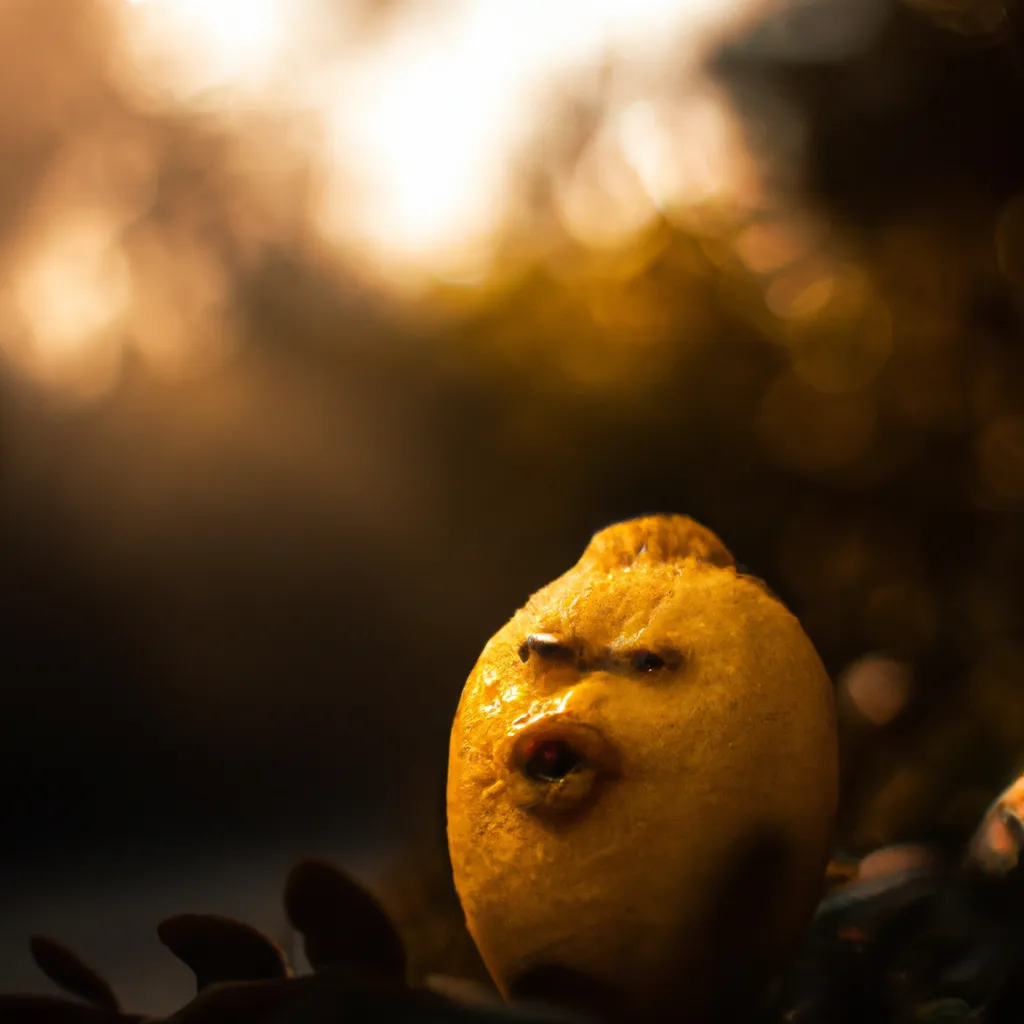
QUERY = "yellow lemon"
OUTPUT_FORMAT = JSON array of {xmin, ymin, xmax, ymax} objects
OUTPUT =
[{"xmin": 446, "ymin": 515, "xmax": 838, "ymax": 1021}]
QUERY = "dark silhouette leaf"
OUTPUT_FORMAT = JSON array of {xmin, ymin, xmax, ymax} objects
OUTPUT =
[
  {"xmin": 29, "ymin": 936, "xmax": 120, "ymax": 1012},
  {"xmin": 283, "ymin": 858, "xmax": 406, "ymax": 979},
  {"xmin": 157, "ymin": 915, "xmax": 290, "ymax": 993}
]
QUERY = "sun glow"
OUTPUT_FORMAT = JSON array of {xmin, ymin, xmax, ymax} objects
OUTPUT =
[
  {"xmin": 315, "ymin": 0, "xmax": 761, "ymax": 283},
  {"xmin": 0, "ymin": 0, "xmax": 887, "ymax": 395},
  {"xmin": 114, "ymin": 0, "xmax": 763, "ymax": 287},
  {"xmin": 9, "ymin": 209, "xmax": 131, "ymax": 396},
  {"xmin": 119, "ymin": 0, "xmax": 292, "ymax": 103}
]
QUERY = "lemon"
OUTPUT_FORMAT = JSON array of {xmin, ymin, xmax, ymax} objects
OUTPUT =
[{"xmin": 447, "ymin": 515, "xmax": 838, "ymax": 1021}]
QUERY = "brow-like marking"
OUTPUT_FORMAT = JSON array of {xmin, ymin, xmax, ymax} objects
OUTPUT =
[
  {"xmin": 604, "ymin": 642, "xmax": 686, "ymax": 676},
  {"xmin": 518, "ymin": 633, "xmax": 577, "ymax": 664},
  {"xmin": 629, "ymin": 648, "xmax": 685, "ymax": 673}
]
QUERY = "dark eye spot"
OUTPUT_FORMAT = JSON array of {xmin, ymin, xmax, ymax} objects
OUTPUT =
[
  {"xmin": 631, "ymin": 650, "xmax": 667, "ymax": 673},
  {"xmin": 518, "ymin": 634, "xmax": 575, "ymax": 664},
  {"xmin": 521, "ymin": 739, "xmax": 585, "ymax": 782}
]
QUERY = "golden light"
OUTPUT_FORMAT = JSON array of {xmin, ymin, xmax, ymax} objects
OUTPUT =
[
  {"xmin": 117, "ymin": 0, "xmax": 293, "ymax": 105},
  {"xmin": 315, "ymin": 2, "xmax": 533, "ymax": 286},
  {"xmin": 314, "ymin": 0, "xmax": 762, "ymax": 287},
  {"xmin": 2, "ymin": 0, "xmax": 892, "ymax": 395},
  {"xmin": 8, "ymin": 209, "xmax": 131, "ymax": 397},
  {"xmin": 620, "ymin": 89, "xmax": 758, "ymax": 220},
  {"xmin": 734, "ymin": 218, "xmax": 819, "ymax": 276},
  {"xmin": 555, "ymin": 121, "xmax": 661, "ymax": 252},
  {"xmin": 116, "ymin": 0, "xmax": 765, "ymax": 289}
]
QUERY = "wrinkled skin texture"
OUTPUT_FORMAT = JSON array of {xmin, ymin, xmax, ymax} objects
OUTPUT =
[{"xmin": 447, "ymin": 516, "xmax": 839, "ymax": 1022}]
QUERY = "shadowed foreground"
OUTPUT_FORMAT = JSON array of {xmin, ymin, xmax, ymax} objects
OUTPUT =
[{"xmin": 3, "ymin": 792, "xmax": 1024, "ymax": 1024}]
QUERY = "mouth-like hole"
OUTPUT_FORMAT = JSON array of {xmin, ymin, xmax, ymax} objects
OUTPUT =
[
  {"xmin": 521, "ymin": 737, "xmax": 587, "ymax": 783},
  {"xmin": 501, "ymin": 718, "xmax": 620, "ymax": 816}
]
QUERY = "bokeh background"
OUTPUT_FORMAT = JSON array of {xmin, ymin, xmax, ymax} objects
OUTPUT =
[{"xmin": 4, "ymin": 0, "xmax": 1024, "ymax": 1013}]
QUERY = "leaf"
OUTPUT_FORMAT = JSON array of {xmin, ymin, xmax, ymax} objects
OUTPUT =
[
  {"xmin": 29, "ymin": 936, "xmax": 120, "ymax": 1012},
  {"xmin": 156, "ymin": 915, "xmax": 290, "ymax": 993},
  {"xmin": 283, "ymin": 858, "xmax": 406, "ymax": 979}
]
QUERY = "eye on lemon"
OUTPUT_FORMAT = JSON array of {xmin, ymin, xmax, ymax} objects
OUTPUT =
[{"xmin": 446, "ymin": 515, "xmax": 839, "ymax": 1021}]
